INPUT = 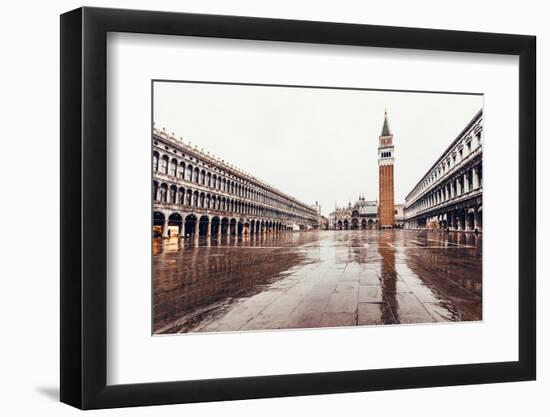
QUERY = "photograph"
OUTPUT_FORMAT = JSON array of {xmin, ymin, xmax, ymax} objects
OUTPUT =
[{"xmin": 152, "ymin": 81, "xmax": 483, "ymax": 335}]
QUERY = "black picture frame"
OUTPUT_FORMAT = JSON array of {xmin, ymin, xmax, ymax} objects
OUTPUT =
[{"xmin": 60, "ymin": 6, "xmax": 536, "ymax": 410}]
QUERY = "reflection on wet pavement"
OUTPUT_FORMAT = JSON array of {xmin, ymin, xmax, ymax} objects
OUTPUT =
[{"xmin": 153, "ymin": 230, "xmax": 482, "ymax": 334}]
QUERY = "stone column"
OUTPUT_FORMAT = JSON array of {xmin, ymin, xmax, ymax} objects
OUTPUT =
[
  {"xmin": 206, "ymin": 221, "xmax": 211, "ymax": 237},
  {"xmin": 472, "ymin": 167, "xmax": 479, "ymax": 189},
  {"xmin": 162, "ymin": 218, "xmax": 170, "ymax": 238},
  {"xmin": 194, "ymin": 219, "xmax": 200, "ymax": 238}
]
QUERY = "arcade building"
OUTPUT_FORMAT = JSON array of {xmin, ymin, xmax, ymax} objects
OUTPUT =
[
  {"xmin": 403, "ymin": 109, "xmax": 483, "ymax": 232},
  {"xmin": 152, "ymin": 127, "xmax": 319, "ymax": 238}
]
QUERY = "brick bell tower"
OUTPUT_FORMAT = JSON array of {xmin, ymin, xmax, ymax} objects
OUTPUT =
[{"xmin": 378, "ymin": 110, "xmax": 395, "ymax": 229}]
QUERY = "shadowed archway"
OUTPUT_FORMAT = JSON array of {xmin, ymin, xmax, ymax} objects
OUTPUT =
[
  {"xmin": 168, "ymin": 213, "xmax": 183, "ymax": 237},
  {"xmin": 153, "ymin": 211, "xmax": 165, "ymax": 238},
  {"xmin": 199, "ymin": 215, "xmax": 210, "ymax": 236},
  {"xmin": 184, "ymin": 214, "xmax": 197, "ymax": 237}
]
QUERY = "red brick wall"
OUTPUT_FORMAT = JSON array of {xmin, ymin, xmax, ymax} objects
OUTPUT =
[{"xmin": 378, "ymin": 164, "xmax": 395, "ymax": 227}]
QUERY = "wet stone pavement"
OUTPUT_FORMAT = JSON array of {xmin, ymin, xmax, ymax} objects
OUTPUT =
[{"xmin": 153, "ymin": 230, "xmax": 482, "ymax": 334}]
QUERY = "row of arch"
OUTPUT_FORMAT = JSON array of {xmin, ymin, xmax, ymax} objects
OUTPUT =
[
  {"xmin": 153, "ymin": 212, "xmax": 289, "ymax": 238},
  {"xmin": 153, "ymin": 150, "xmax": 312, "ymax": 215},
  {"xmin": 334, "ymin": 218, "xmax": 377, "ymax": 230},
  {"xmin": 406, "ymin": 206, "xmax": 482, "ymax": 232},
  {"xmin": 153, "ymin": 181, "xmax": 314, "ymax": 224},
  {"xmin": 405, "ymin": 164, "xmax": 482, "ymax": 217}
]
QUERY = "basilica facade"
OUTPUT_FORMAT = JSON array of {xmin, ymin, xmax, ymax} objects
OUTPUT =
[{"xmin": 329, "ymin": 197, "xmax": 379, "ymax": 230}]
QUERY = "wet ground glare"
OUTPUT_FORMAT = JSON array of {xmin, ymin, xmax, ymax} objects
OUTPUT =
[{"xmin": 153, "ymin": 229, "xmax": 482, "ymax": 334}]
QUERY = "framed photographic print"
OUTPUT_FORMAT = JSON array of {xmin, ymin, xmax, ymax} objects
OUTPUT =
[{"xmin": 60, "ymin": 6, "xmax": 536, "ymax": 409}]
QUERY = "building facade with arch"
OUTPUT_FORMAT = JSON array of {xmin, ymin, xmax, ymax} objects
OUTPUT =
[
  {"xmin": 152, "ymin": 127, "xmax": 319, "ymax": 238},
  {"xmin": 329, "ymin": 197, "xmax": 379, "ymax": 230},
  {"xmin": 403, "ymin": 109, "xmax": 483, "ymax": 232}
]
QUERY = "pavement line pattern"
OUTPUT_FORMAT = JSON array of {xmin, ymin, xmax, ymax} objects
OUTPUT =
[{"xmin": 153, "ymin": 229, "xmax": 482, "ymax": 334}]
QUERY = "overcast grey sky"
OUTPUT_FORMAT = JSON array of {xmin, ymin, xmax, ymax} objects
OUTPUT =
[{"xmin": 153, "ymin": 81, "xmax": 482, "ymax": 216}]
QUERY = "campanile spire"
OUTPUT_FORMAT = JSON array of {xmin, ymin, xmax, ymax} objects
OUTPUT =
[{"xmin": 381, "ymin": 109, "xmax": 392, "ymax": 136}]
